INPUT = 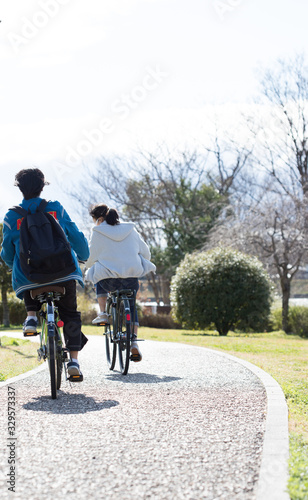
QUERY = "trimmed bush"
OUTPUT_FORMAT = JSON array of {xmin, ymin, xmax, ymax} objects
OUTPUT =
[
  {"xmin": 139, "ymin": 313, "xmax": 181, "ymax": 329},
  {"xmin": 271, "ymin": 306, "xmax": 308, "ymax": 337},
  {"xmin": 269, "ymin": 307, "xmax": 283, "ymax": 331},
  {"xmin": 171, "ymin": 247, "xmax": 273, "ymax": 335}
]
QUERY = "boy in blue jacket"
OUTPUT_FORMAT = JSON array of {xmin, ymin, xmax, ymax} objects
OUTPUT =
[{"xmin": 1, "ymin": 168, "xmax": 90, "ymax": 380}]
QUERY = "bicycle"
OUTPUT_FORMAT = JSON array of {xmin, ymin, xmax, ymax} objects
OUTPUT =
[
  {"xmin": 24, "ymin": 285, "xmax": 78, "ymax": 399},
  {"xmin": 99, "ymin": 289, "xmax": 142, "ymax": 375}
]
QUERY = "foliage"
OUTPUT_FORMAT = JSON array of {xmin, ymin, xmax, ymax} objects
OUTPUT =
[
  {"xmin": 77, "ymin": 293, "xmax": 98, "ymax": 325},
  {"xmin": 123, "ymin": 163, "xmax": 225, "ymax": 301},
  {"xmin": 269, "ymin": 307, "xmax": 283, "ymax": 331},
  {"xmin": 171, "ymin": 247, "xmax": 273, "ymax": 335},
  {"xmin": 288, "ymin": 434, "xmax": 308, "ymax": 500},
  {"xmin": 139, "ymin": 313, "xmax": 181, "ymax": 329},
  {"xmin": 271, "ymin": 306, "xmax": 308, "ymax": 338},
  {"xmin": 127, "ymin": 178, "xmax": 223, "ymax": 270},
  {"xmin": 0, "ymin": 298, "xmax": 25, "ymax": 325}
]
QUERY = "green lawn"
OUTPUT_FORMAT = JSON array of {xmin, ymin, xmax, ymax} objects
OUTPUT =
[
  {"xmin": 2, "ymin": 325, "xmax": 307, "ymax": 499},
  {"xmin": 0, "ymin": 335, "xmax": 41, "ymax": 381}
]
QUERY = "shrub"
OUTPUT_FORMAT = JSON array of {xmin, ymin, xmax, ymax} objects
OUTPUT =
[
  {"xmin": 0, "ymin": 298, "xmax": 26, "ymax": 325},
  {"xmin": 271, "ymin": 306, "xmax": 308, "ymax": 338},
  {"xmin": 289, "ymin": 306, "xmax": 308, "ymax": 338},
  {"xmin": 171, "ymin": 247, "xmax": 273, "ymax": 335},
  {"xmin": 269, "ymin": 307, "xmax": 283, "ymax": 331},
  {"xmin": 139, "ymin": 313, "xmax": 181, "ymax": 329},
  {"xmin": 77, "ymin": 293, "xmax": 98, "ymax": 325}
]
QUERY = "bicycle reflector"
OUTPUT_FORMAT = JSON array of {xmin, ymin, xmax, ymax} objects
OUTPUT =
[
  {"xmin": 126, "ymin": 314, "xmax": 131, "ymax": 321},
  {"xmin": 57, "ymin": 320, "xmax": 64, "ymax": 328}
]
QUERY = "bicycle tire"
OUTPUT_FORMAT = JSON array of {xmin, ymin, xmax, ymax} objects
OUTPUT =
[
  {"xmin": 105, "ymin": 299, "xmax": 117, "ymax": 370},
  {"xmin": 118, "ymin": 298, "xmax": 131, "ymax": 375},
  {"xmin": 55, "ymin": 327, "xmax": 63, "ymax": 390},
  {"xmin": 48, "ymin": 332, "xmax": 58, "ymax": 399}
]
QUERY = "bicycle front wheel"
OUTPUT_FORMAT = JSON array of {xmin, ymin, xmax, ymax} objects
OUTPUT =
[
  {"xmin": 105, "ymin": 300, "xmax": 116, "ymax": 370},
  {"xmin": 118, "ymin": 299, "xmax": 131, "ymax": 375},
  {"xmin": 48, "ymin": 332, "xmax": 58, "ymax": 399}
]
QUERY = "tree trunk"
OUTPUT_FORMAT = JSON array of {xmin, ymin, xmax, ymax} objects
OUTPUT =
[
  {"xmin": 146, "ymin": 272, "xmax": 160, "ymax": 304},
  {"xmin": 2, "ymin": 285, "xmax": 10, "ymax": 327},
  {"xmin": 162, "ymin": 276, "xmax": 171, "ymax": 305},
  {"xmin": 281, "ymin": 275, "xmax": 291, "ymax": 333}
]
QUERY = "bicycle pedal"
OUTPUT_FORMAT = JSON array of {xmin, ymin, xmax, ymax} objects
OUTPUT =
[
  {"xmin": 68, "ymin": 374, "xmax": 83, "ymax": 382},
  {"xmin": 130, "ymin": 353, "xmax": 142, "ymax": 362},
  {"xmin": 23, "ymin": 331, "xmax": 40, "ymax": 337}
]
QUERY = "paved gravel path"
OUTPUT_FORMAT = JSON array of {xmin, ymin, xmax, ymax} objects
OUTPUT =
[{"xmin": 0, "ymin": 336, "xmax": 267, "ymax": 499}]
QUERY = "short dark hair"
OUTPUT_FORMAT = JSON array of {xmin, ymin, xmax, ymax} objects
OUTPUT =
[
  {"xmin": 89, "ymin": 203, "xmax": 120, "ymax": 226},
  {"xmin": 15, "ymin": 168, "xmax": 49, "ymax": 200}
]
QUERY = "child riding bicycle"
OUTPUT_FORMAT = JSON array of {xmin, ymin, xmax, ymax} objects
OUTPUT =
[
  {"xmin": 85, "ymin": 203, "xmax": 156, "ymax": 362},
  {"xmin": 1, "ymin": 168, "xmax": 89, "ymax": 380}
]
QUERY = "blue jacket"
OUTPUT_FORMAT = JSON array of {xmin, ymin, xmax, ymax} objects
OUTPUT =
[{"xmin": 1, "ymin": 198, "xmax": 90, "ymax": 299}]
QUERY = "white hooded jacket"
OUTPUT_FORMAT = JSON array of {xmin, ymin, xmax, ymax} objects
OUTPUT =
[{"xmin": 85, "ymin": 221, "xmax": 156, "ymax": 284}]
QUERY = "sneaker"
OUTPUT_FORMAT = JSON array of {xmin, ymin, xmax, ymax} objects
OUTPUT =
[
  {"xmin": 23, "ymin": 316, "xmax": 38, "ymax": 335},
  {"xmin": 92, "ymin": 312, "xmax": 110, "ymax": 325},
  {"xmin": 130, "ymin": 341, "xmax": 142, "ymax": 362},
  {"xmin": 67, "ymin": 361, "xmax": 83, "ymax": 382}
]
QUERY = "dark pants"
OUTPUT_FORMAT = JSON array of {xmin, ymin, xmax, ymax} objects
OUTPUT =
[
  {"xmin": 23, "ymin": 280, "xmax": 88, "ymax": 352},
  {"xmin": 95, "ymin": 277, "xmax": 139, "ymax": 324}
]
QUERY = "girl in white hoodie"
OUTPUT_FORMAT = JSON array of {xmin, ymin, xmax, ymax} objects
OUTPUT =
[{"xmin": 85, "ymin": 203, "xmax": 156, "ymax": 361}]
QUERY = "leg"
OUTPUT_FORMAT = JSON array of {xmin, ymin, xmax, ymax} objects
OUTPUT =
[
  {"xmin": 97, "ymin": 296, "xmax": 107, "ymax": 312},
  {"xmin": 56, "ymin": 280, "xmax": 87, "ymax": 353},
  {"xmin": 123, "ymin": 278, "xmax": 141, "ymax": 362},
  {"xmin": 23, "ymin": 291, "xmax": 40, "ymax": 334},
  {"xmin": 92, "ymin": 282, "xmax": 110, "ymax": 324},
  {"xmin": 57, "ymin": 280, "xmax": 87, "ymax": 380}
]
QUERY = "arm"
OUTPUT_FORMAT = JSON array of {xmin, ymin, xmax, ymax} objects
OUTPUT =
[
  {"xmin": 85, "ymin": 230, "xmax": 102, "ymax": 268},
  {"xmin": 1, "ymin": 218, "xmax": 15, "ymax": 269},
  {"xmin": 59, "ymin": 207, "xmax": 90, "ymax": 262},
  {"xmin": 136, "ymin": 229, "xmax": 151, "ymax": 260}
]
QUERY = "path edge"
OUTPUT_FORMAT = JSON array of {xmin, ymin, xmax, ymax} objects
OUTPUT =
[
  {"xmin": 201, "ymin": 347, "xmax": 290, "ymax": 500},
  {"xmin": 0, "ymin": 363, "xmax": 47, "ymax": 388},
  {"xmin": 0, "ymin": 331, "xmax": 46, "ymax": 388}
]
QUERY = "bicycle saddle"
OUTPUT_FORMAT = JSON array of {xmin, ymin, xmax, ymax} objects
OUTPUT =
[{"xmin": 30, "ymin": 285, "xmax": 66, "ymax": 299}]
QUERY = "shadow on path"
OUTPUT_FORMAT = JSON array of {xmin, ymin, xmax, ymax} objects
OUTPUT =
[
  {"xmin": 105, "ymin": 372, "xmax": 182, "ymax": 384},
  {"xmin": 23, "ymin": 392, "xmax": 119, "ymax": 414}
]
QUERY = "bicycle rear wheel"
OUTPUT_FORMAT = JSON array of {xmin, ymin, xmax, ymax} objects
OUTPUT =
[
  {"xmin": 55, "ymin": 327, "xmax": 63, "ymax": 390},
  {"xmin": 118, "ymin": 298, "xmax": 131, "ymax": 375},
  {"xmin": 105, "ymin": 299, "xmax": 117, "ymax": 370},
  {"xmin": 48, "ymin": 330, "xmax": 58, "ymax": 399}
]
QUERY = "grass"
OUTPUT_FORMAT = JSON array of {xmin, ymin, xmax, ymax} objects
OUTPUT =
[
  {"xmin": 0, "ymin": 335, "xmax": 41, "ymax": 381},
  {"xmin": 83, "ymin": 324, "xmax": 308, "ymax": 499},
  {"xmin": 2, "ymin": 325, "xmax": 307, "ymax": 498}
]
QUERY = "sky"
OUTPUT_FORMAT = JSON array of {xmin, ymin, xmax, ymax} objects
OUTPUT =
[{"xmin": 0, "ymin": 0, "xmax": 307, "ymax": 225}]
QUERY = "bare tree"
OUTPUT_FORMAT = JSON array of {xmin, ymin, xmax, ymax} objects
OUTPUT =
[
  {"xmin": 208, "ymin": 187, "xmax": 308, "ymax": 332},
  {"xmin": 205, "ymin": 132, "xmax": 254, "ymax": 197},
  {"xmin": 255, "ymin": 53, "xmax": 308, "ymax": 200}
]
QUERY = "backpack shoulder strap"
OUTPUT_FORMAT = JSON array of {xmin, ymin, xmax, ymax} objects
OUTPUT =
[
  {"xmin": 37, "ymin": 199, "xmax": 49, "ymax": 212},
  {"xmin": 9, "ymin": 206, "xmax": 28, "ymax": 217}
]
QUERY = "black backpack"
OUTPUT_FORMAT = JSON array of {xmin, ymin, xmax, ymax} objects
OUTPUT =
[{"xmin": 10, "ymin": 199, "xmax": 76, "ymax": 283}]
